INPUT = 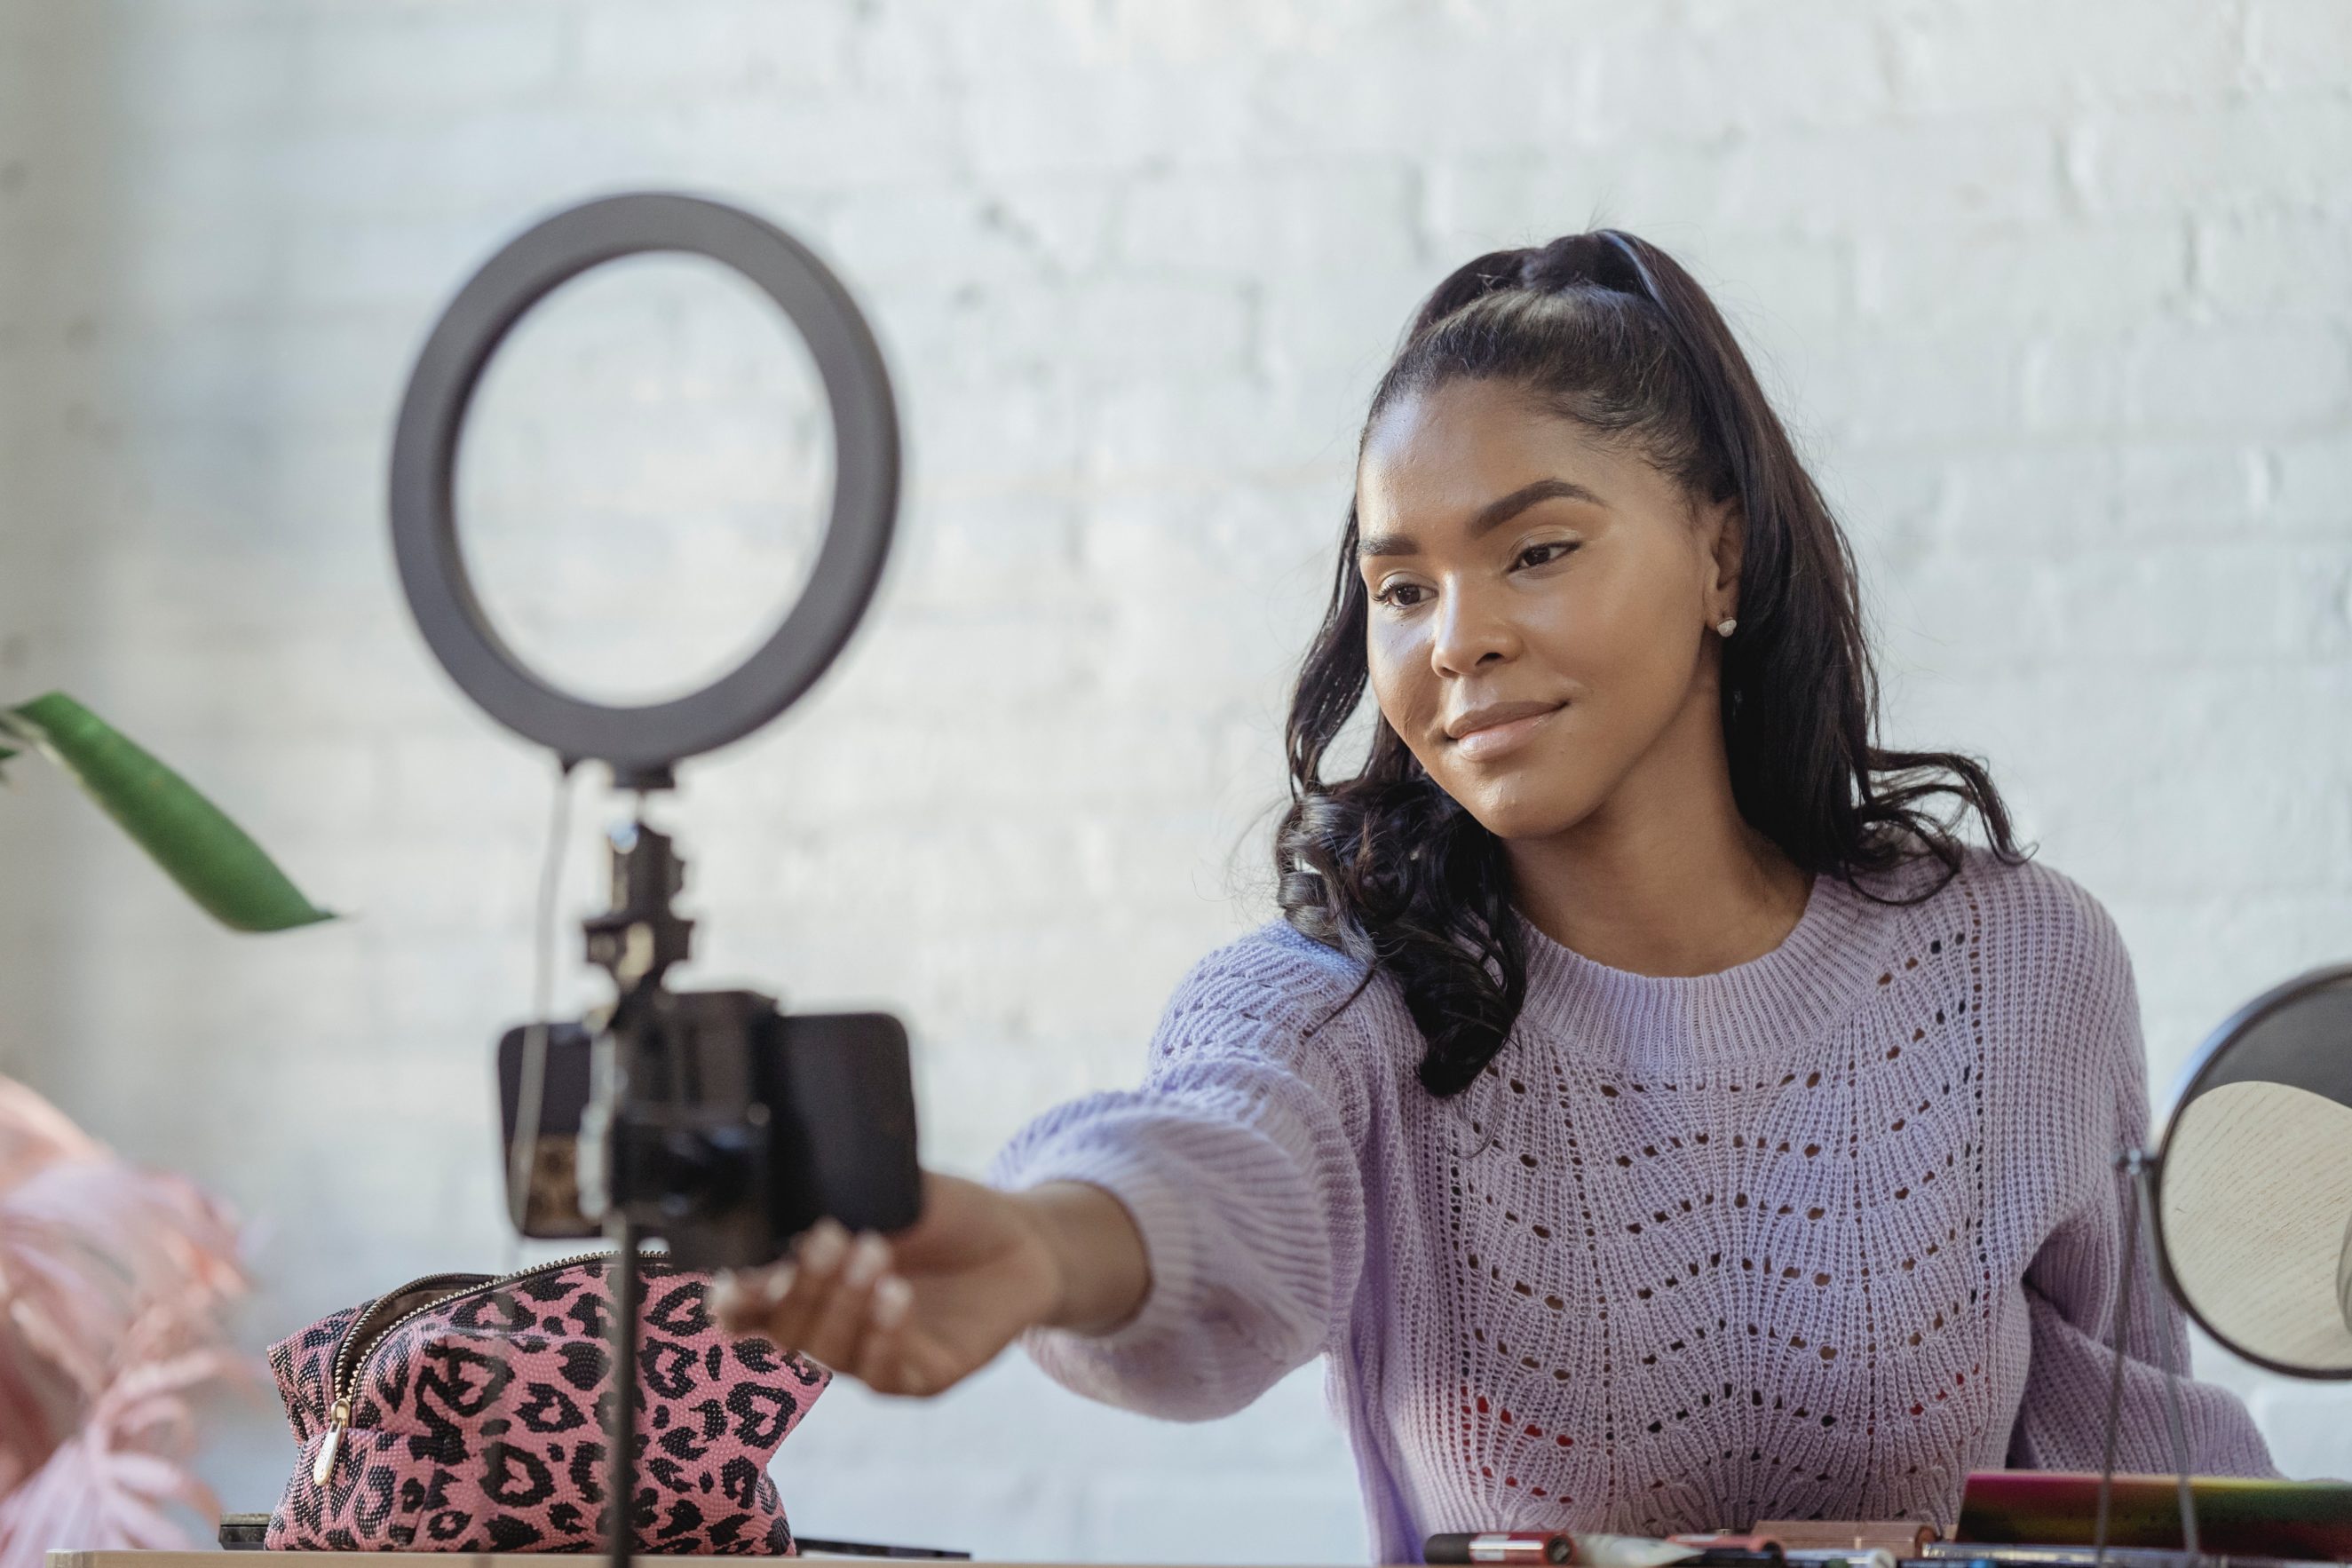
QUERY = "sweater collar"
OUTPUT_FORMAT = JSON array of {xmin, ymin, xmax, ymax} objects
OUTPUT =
[{"xmin": 1508, "ymin": 867, "xmax": 1900, "ymax": 1063}]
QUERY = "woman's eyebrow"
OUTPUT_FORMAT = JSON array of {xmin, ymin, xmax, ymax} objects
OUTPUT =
[{"xmin": 1357, "ymin": 478, "xmax": 1607, "ymax": 558}]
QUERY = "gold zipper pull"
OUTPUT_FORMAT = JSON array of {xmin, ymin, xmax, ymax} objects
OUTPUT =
[{"xmin": 313, "ymin": 1398, "xmax": 352, "ymax": 1484}]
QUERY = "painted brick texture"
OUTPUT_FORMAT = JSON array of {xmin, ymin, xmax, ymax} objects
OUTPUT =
[{"xmin": 1, "ymin": 2, "xmax": 2346, "ymax": 1559}]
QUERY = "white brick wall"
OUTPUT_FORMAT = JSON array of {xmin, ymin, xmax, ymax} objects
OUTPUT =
[{"xmin": 2, "ymin": 1, "xmax": 2348, "ymax": 1558}]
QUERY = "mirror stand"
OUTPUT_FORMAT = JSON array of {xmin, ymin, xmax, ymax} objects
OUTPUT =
[{"xmin": 2095, "ymin": 1147, "xmax": 2203, "ymax": 1565}]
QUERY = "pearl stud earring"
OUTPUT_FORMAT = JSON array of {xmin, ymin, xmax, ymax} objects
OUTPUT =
[{"xmin": 1715, "ymin": 617, "xmax": 1738, "ymax": 637}]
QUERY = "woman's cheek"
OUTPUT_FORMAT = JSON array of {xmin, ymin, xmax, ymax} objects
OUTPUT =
[
  {"xmin": 1366, "ymin": 625, "xmax": 1435, "ymax": 733},
  {"xmin": 1514, "ymin": 581, "xmax": 1596, "ymax": 666}
]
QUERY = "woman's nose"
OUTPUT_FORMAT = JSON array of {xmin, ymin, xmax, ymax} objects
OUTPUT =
[{"xmin": 1429, "ymin": 579, "xmax": 1520, "ymax": 676}]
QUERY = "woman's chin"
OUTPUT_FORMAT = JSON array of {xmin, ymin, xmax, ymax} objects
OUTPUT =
[{"xmin": 1448, "ymin": 781, "xmax": 1603, "ymax": 845}]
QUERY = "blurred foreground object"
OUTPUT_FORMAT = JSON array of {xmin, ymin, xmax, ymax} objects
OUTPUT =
[
  {"xmin": 1959, "ymin": 1470, "xmax": 2352, "ymax": 1557},
  {"xmin": 2153, "ymin": 963, "xmax": 2352, "ymax": 1376},
  {"xmin": 0, "ymin": 693, "xmax": 333, "ymax": 933},
  {"xmin": 2007, "ymin": 962, "xmax": 2352, "ymax": 1563},
  {"xmin": 0, "ymin": 1079, "xmax": 249, "ymax": 1568}
]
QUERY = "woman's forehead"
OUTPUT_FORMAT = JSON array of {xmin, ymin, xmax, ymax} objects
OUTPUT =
[{"xmin": 1357, "ymin": 381, "xmax": 1651, "ymax": 528}]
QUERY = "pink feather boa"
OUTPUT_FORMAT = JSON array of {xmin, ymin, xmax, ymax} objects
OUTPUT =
[{"xmin": 0, "ymin": 1079, "xmax": 249, "ymax": 1568}]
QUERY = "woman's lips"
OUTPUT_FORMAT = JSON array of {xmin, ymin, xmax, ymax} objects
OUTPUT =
[{"xmin": 1450, "ymin": 704, "xmax": 1564, "ymax": 761}]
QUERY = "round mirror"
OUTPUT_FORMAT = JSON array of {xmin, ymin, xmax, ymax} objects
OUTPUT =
[
  {"xmin": 2155, "ymin": 963, "xmax": 2352, "ymax": 1377},
  {"xmin": 456, "ymin": 250, "xmax": 835, "ymax": 708}
]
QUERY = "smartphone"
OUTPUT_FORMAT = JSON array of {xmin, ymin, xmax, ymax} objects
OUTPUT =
[{"xmin": 496, "ymin": 1001, "xmax": 922, "ymax": 1266}]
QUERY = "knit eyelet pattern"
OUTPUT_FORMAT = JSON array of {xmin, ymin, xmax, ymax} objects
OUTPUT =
[{"xmin": 1437, "ymin": 887, "xmax": 1994, "ymax": 1533}]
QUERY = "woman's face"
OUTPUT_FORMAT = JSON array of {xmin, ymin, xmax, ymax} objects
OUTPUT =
[{"xmin": 1355, "ymin": 377, "xmax": 1741, "ymax": 843}]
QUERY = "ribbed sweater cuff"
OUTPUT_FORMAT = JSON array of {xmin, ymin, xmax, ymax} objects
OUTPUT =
[{"xmin": 986, "ymin": 1125, "xmax": 1204, "ymax": 1356}]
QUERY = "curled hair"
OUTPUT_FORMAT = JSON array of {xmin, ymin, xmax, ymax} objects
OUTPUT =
[{"xmin": 1275, "ymin": 231, "xmax": 2023, "ymax": 1097}]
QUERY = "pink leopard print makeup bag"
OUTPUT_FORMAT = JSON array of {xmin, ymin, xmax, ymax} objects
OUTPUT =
[{"xmin": 265, "ymin": 1254, "xmax": 827, "ymax": 1555}]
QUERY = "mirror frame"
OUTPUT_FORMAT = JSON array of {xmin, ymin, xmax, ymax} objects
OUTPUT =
[{"xmin": 2150, "ymin": 960, "xmax": 2352, "ymax": 1380}]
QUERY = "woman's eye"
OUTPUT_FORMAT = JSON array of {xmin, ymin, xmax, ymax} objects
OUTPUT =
[
  {"xmin": 1517, "ymin": 541, "xmax": 1580, "ymax": 569},
  {"xmin": 1374, "ymin": 581, "xmax": 1430, "ymax": 608}
]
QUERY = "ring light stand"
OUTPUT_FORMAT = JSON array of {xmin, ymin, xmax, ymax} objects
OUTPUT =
[{"xmin": 388, "ymin": 193, "xmax": 902, "ymax": 1568}]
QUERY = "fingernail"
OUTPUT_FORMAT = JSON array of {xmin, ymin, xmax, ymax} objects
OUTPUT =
[
  {"xmin": 761, "ymin": 1263, "xmax": 796, "ymax": 1305},
  {"xmin": 801, "ymin": 1222, "xmax": 848, "ymax": 1273},
  {"xmin": 843, "ymin": 1232, "xmax": 888, "ymax": 1287},
  {"xmin": 872, "ymin": 1275, "xmax": 912, "ymax": 1327}
]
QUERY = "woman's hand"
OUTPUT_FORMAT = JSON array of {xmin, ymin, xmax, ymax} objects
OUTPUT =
[{"xmin": 709, "ymin": 1170, "xmax": 1149, "ymax": 1397}]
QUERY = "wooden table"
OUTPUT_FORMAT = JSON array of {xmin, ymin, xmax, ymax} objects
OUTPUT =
[
  {"xmin": 53, "ymin": 1557, "xmax": 808, "ymax": 1568},
  {"xmin": 51, "ymin": 1555, "xmax": 1319, "ymax": 1568}
]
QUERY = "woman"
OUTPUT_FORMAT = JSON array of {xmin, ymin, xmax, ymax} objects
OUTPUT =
[{"xmin": 712, "ymin": 230, "xmax": 2275, "ymax": 1556}]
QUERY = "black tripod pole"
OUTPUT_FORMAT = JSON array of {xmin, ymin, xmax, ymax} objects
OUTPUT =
[
  {"xmin": 2130, "ymin": 1155, "xmax": 2202, "ymax": 1560},
  {"xmin": 2094, "ymin": 1150, "xmax": 2142, "ymax": 1568},
  {"xmin": 2096, "ymin": 1149, "xmax": 2204, "ymax": 1565},
  {"xmin": 607, "ymin": 1216, "xmax": 644, "ymax": 1568}
]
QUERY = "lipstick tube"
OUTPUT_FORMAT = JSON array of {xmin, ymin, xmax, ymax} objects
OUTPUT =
[{"xmin": 1425, "ymin": 1532, "xmax": 1578, "ymax": 1564}]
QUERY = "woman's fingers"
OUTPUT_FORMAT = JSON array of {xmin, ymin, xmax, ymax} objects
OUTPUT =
[
  {"xmin": 796, "ymin": 1228, "xmax": 892, "ymax": 1372},
  {"xmin": 710, "ymin": 1220, "xmax": 957, "ymax": 1396},
  {"xmin": 711, "ymin": 1217, "xmax": 851, "ymax": 1347},
  {"xmin": 709, "ymin": 1261, "xmax": 795, "ymax": 1334},
  {"xmin": 770, "ymin": 1219, "xmax": 851, "ymax": 1350},
  {"xmin": 866, "ymin": 1319, "xmax": 971, "ymax": 1399},
  {"xmin": 847, "ymin": 1275, "xmax": 924, "ymax": 1391},
  {"xmin": 871, "ymin": 1273, "xmax": 913, "ymax": 1333}
]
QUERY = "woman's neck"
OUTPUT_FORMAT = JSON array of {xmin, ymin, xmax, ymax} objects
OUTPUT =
[{"xmin": 1505, "ymin": 693, "xmax": 1811, "ymax": 978}]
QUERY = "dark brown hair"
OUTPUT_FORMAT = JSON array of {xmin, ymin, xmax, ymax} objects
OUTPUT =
[{"xmin": 1274, "ymin": 230, "xmax": 2023, "ymax": 1097}]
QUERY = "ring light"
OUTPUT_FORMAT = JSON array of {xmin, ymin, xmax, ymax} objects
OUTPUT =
[{"xmin": 388, "ymin": 192, "xmax": 899, "ymax": 788}]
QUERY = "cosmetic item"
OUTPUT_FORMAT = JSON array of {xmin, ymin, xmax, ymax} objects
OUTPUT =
[
  {"xmin": 1921, "ymin": 1548, "xmax": 2214, "ymax": 1568},
  {"xmin": 1425, "ymin": 1532, "xmax": 1580, "ymax": 1564},
  {"xmin": 219, "ymin": 1515, "xmax": 270, "ymax": 1550},
  {"xmin": 1780, "ymin": 1550, "xmax": 1896, "ymax": 1568},
  {"xmin": 264, "ymin": 1254, "xmax": 825, "ymax": 1554},
  {"xmin": 1757, "ymin": 1522, "xmax": 1939, "ymax": 1557},
  {"xmin": 226, "ymin": 1515, "xmax": 967, "ymax": 1558},
  {"xmin": 1956, "ymin": 1470, "xmax": 2352, "ymax": 1560},
  {"xmin": 1669, "ymin": 1532, "xmax": 1789, "ymax": 1565},
  {"xmin": 1572, "ymin": 1533, "xmax": 1709, "ymax": 1568},
  {"xmin": 794, "ymin": 1540, "xmax": 972, "ymax": 1559}
]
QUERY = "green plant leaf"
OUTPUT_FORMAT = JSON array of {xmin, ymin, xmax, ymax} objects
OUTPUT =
[{"xmin": 0, "ymin": 691, "xmax": 336, "ymax": 933}]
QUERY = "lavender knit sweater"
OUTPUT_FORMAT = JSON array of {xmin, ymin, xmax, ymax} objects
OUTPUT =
[{"xmin": 986, "ymin": 846, "xmax": 2276, "ymax": 1561}]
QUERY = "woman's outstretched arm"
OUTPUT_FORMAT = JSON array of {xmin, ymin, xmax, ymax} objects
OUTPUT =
[
  {"xmin": 709, "ymin": 1170, "xmax": 1149, "ymax": 1396},
  {"xmin": 713, "ymin": 926, "xmax": 1376, "ymax": 1413}
]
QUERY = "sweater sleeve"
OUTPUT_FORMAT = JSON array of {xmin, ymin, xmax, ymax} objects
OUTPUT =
[
  {"xmin": 983, "ymin": 926, "xmax": 1376, "ymax": 1421},
  {"xmin": 2003, "ymin": 883, "xmax": 2276, "ymax": 1475}
]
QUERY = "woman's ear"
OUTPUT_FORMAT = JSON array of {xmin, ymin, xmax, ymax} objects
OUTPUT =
[{"xmin": 1701, "ymin": 493, "xmax": 1745, "ymax": 622}]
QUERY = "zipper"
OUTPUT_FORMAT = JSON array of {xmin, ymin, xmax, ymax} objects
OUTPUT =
[{"xmin": 313, "ymin": 1249, "xmax": 618, "ymax": 1484}]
